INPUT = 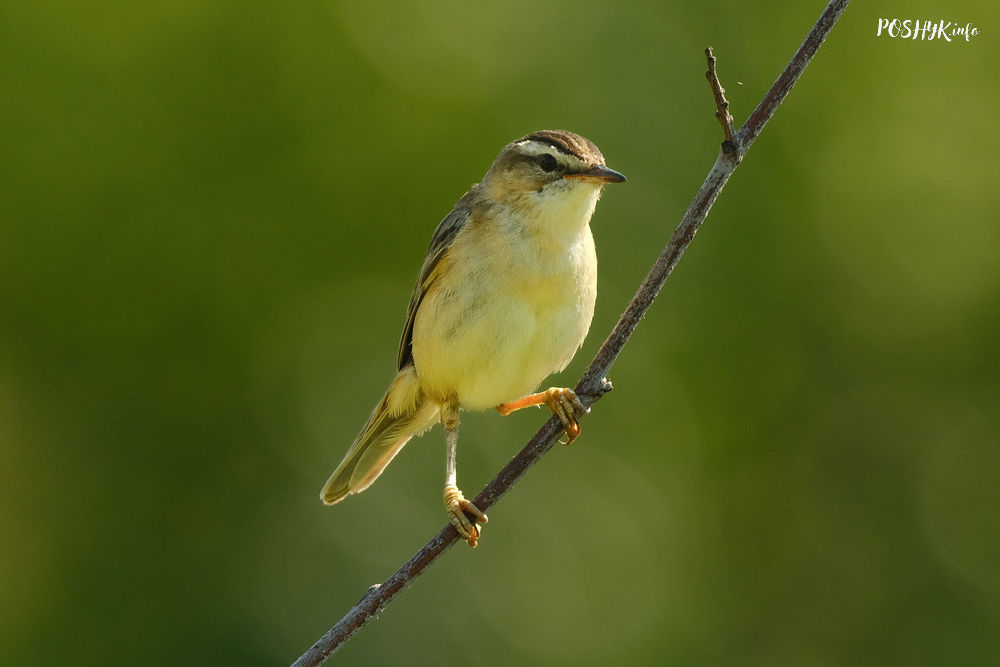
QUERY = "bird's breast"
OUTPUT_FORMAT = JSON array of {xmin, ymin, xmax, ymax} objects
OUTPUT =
[{"xmin": 411, "ymin": 211, "xmax": 598, "ymax": 411}]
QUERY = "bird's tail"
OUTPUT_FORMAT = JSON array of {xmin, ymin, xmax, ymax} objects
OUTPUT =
[{"xmin": 321, "ymin": 364, "xmax": 439, "ymax": 505}]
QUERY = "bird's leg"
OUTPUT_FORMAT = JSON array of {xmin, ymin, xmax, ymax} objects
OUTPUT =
[
  {"xmin": 496, "ymin": 387, "xmax": 589, "ymax": 444},
  {"xmin": 441, "ymin": 401, "xmax": 488, "ymax": 548}
]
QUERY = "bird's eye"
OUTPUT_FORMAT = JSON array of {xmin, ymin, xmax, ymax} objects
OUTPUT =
[{"xmin": 537, "ymin": 154, "xmax": 558, "ymax": 172}]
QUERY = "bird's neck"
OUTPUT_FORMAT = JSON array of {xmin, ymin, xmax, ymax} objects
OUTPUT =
[{"xmin": 497, "ymin": 183, "xmax": 602, "ymax": 244}]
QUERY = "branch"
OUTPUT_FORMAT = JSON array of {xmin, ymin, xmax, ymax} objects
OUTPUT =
[
  {"xmin": 292, "ymin": 1, "xmax": 850, "ymax": 664},
  {"xmin": 705, "ymin": 46, "xmax": 738, "ymax": 153}
]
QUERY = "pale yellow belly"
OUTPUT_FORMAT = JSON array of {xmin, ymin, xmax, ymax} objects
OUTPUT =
[{"xmin": 411, "ymin": 229, "xmax": 597, "ymax": 411}]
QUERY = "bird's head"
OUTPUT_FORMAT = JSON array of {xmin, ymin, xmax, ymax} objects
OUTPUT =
[{"xmin": 478, "ymin": 130, "xmax": 625, "ymax": 234}]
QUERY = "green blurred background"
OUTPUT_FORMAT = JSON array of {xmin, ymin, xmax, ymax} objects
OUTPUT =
[{"xmin": 3, "ymin": 1, "xmax": 998, "ymax": 664}]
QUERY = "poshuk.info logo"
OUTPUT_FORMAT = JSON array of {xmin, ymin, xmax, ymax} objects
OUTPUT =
[{"xmin": 876, "ymin": 19, "xmax": 980, "ymax": 42}]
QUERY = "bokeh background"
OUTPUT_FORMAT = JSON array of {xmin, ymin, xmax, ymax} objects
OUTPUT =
[{"xmin": 3, "ymin": 1, "xmax": 998, "ymax": 665}]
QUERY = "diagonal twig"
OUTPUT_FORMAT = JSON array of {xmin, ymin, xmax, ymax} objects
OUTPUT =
[{"xmin": 291, "ymin": 1, "xmax": 850, "ymax": 664}]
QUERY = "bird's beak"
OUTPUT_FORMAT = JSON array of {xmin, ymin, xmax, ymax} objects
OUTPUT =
[{"xmin": 563, "ymin": 164, "xmax": 627, "ymax": 184}]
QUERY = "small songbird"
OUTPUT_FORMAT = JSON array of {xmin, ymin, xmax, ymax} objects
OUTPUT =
[{"xmin": 321, "ymin": 130, "xmax": 625, "ymax": 547}]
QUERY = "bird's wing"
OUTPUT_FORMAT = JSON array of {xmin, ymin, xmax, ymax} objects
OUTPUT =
[
  {"xmin": 396, "ymin": 198, "xmax": 473, "ymax": 369},
  {"xmin": 320, "ymin": 365, "xmax": 440, "ymax": 504}
]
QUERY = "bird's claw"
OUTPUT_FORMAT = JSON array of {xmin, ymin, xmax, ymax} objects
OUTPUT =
[
  {"xmin": 543, "ymin": 387, "xmax": 588, "ymax": 445},
  {"xmin": 444, "ymin": 483, "xmax": 488, "ymax": 548}
]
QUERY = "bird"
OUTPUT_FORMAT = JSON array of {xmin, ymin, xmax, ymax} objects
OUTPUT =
[{"xmin": 320, "ymin": 130, "xmax": 625, "ymax": 547}]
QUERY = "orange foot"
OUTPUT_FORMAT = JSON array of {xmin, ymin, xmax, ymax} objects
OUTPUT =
[
  {"xmin": 444, "ymin": 483, "xmax": 488, "ymax": 548},
  {"xmin": 497, "ymin": 387, "xmax": 589, "ymax": 444}
]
